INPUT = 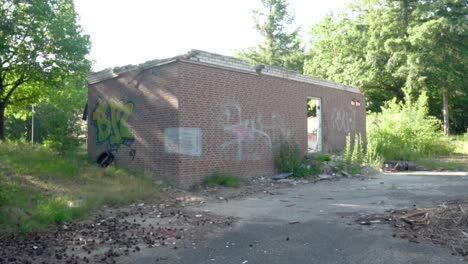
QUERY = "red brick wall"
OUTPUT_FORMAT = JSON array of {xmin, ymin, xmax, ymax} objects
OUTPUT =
[
  {"xmin": 88, "ymin": 64, "xmax": 181, "ymax": 184},
  {"xmin": 175, "ymin": 61, "xmax": 366, "ymax": 185},
  {"xmin": 88, "ymin": 61, "xmax": 366, "ymax": 187}
]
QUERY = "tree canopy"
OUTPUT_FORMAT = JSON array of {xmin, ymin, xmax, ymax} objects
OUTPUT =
[
  {"xmin": 237, "ymin": 0, "xmax": 305, "ymax": 72},
  {"xmin": 0, "ymin": 0, "xmax": 91, "ymax": 140},
  {"xmin": 304, "ymin": 0, "xmax": 467, "ymax": 133}
]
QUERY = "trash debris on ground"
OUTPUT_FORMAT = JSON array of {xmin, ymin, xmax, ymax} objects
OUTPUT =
[
  {"xmin": 357, "ymin": 200, "xmax": 468, "ymax": 259},
  {"xmin": 0, "ymin": 201, "xmax": 237, "ymax": 264},
  {"xmin": 340, "ymin": 170, "xmax": 351, "ymax": 178},
  {"xmin": 271, "ymin": 172, "xmax": 293, "ymax": 180},
  {"xmin": 0, "ymin": 170, "xmax": 374, "ymax": 264},
  {"xmin": 382, "ymin": 161, "xmax": 419, "ymax": 172},
  {"xmin": 318, "ymin": 174, "xmax": 334, "ymax": 180}
]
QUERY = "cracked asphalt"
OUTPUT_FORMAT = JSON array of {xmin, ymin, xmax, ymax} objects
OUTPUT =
[{"xmin": 134, "ymin": 172, "xmax": 468, "ymax": 264}]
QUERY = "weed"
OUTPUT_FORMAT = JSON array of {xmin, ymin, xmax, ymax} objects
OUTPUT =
[
  {"xmin": 315, "ymin": 153, "xmax": 331, "ymax": 162},
  {"xmin": 340, "ymin": 133, "xmax": 365, "ymax": 173},
  {"xmin": 202, "ymin": 172, "xmax": 241, "ymax": 188},
  {"xmin": 343, "ymin": 134, "xmax": 352, "ymax": 164},
  {"xmin": 351, "ymin": 133, "xmax": 364, "ymax": 166},
  {"xmin": 0, "ymin": 143, "xmax": 159, "ymax": 233},
  {"xmin": 366, "ymin": 91, "xmax": 454, "ymax": 162},
  {"xmin": 275, "ymin": 142, "xmax": 318, "ymax": 178}
]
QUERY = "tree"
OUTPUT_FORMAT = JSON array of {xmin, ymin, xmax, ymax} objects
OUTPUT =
[
  {"xmin": 238, "ymin": 0, "xmax": 305, "ymax": 72},
  {"xmin": 6, "ymin": 78, "xmax": 87, "ymax": 151},
  {"xmin": 0, "ymin": 0, "xmax": 91, "ymax": 140},
  {"xmin": 405, "ymin": 0, "xmax": 467, "ymax": 135},
  {"xmin": 305, "ymin": 0, "xmax": 467, "ymax": 133}
]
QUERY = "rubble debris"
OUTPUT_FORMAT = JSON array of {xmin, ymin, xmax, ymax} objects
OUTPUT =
[
  {"xmin": 318, "ymin": 174, "xmax": 334, "ymax": 180},
  {"xmin": 0, "ymin": 202, "xmax": 237, "ymax": 264},
  {"xmin": 271, "ymin": 172, "xmax": 293, "ymax": 180},
  {"xmin": 383, "ymin": 160, "xmax": 413, "ymax": 172},
  {"xmin": 340, "ymin": 170, "xmax": 351, "ymax": 178},
  {"xmin": 358, "ymin": 200, "xmax": 468, "ymax": 259},
  {"xmin": 174, "ymin": 195, "xmax": 205, "ymax": 207}
]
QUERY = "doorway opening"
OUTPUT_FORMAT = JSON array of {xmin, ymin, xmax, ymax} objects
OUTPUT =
[{"xmin": 307, "ymin": 97, "xmax": 322, "ymax": 153}]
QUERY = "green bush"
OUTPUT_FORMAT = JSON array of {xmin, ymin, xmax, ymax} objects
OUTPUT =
[
  {"xmin": 315, "ymin": 153, "xmax": 331, "ymax": 162},
  {"xmin": 366, "ymin": 91, "xmax": 455, "ymax": 162},
  {"xmin": 275, "ymin": 142, "xmax": 317, "ymax": 178},
  {"xmin": 202, "ymin": 172, "xmax": 241, "ymax": 188}
]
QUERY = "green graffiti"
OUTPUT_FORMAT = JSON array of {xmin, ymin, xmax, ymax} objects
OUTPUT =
[{"xmin": 92, "ymin": 98, "xmax": 135, "ymax": 148}]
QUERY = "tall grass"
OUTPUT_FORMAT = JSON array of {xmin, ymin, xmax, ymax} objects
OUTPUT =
[
  {"xmin": 275, "ymin": 142, "xmax": 319, "ymax": 177},
  {"xmin": 0, "ymin": 143, "xmax": 159, "ymax": 232},
  {"xmin": 366, "ymin": 91, "xmax": 454, "ymax": 163}
]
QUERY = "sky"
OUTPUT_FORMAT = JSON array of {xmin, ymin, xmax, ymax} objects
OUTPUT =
[{"xmin": 74, "ymin": 0, "xmax": 350, "ymax": 71}]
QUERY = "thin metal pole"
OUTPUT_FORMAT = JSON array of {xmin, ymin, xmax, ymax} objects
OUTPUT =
[{"xmin": 31, "ymin": 104, "xmax": 34, "ymax": 145}]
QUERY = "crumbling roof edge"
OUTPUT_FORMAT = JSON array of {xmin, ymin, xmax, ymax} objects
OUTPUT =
[
  {"xmin": 87, "ymin": 49, "xmax": 362, "ymax": 94},
  {"xmin": 184, "ymin": 49, "xmax": 361, "ymax": 94},
  {"xmin": 87, "ymin": 58, "xmax": 180, "ymax": 85}
]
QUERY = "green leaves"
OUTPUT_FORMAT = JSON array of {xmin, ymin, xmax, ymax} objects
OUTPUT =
[
  {"xmin": 237, "ymin": 0, "xmax": 304, "ymax": 72},
  {"xmin": 0, "ymin": 0, "xmax": 91, "ymax": 139},
  {"xmin": 367, "ymin": 91, "xmax": 455, "ymax": 161},
  {"xmin": 305, "ymin": 0, "xmax": 467, "ymax": 133}
]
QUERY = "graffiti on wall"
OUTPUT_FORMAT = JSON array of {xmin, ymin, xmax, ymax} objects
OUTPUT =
[
  {"xmin": 92, "ymin": 98, "xmax": 135, "ymax": 150},
  {"xmin": 221, "ymin": 102, "xmax": 290, "ymax": 161},
  {"xmin": 331, "ymin": 107, "xmax": 355, "ymax": 133},
  {"xmin": 164, "ymin": 127, "xmax": 202, "ymax": 156}
]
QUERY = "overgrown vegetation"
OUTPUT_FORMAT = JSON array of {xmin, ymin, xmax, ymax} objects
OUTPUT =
[
  {"xmin": 202, "ymin": 172, "xmax": 241, "ymax": 188},
  {"xmin": 341, "ymin": 133, "xmax": 366, "ymax": 174},
  {"xmin": 366, "ymin": 92, "xmax": 454, "ymax": 163},
  {"xmin": 414, "ymin": 135, "xmax": 468, "ymax": 171},
  {"xmin": 305, "ymin": 0, "xmax": 467, "ymax": 134},
  {"xmin": 0, "ymin": 0, "xmax": 91, "ymax": 141},
  {"xmin": 0, "ymin": 143, "xmax": 158, "ymax": 233},
  {"xmin": 6, "ymin": 82, "xmax": 87, "ymax": 153},
  {"xmin": 275, "ymin": 142, "xmax": 320, "ymax": 178}
]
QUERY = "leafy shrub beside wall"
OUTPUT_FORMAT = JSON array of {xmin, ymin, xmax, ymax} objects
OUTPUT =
[
  {"xmin": 275, "ymin": 142, "xmax": 318, "ymax": 178},
  {"xmin": 366, "ymin": 91, "xmax": 454, "ymax": 162}
]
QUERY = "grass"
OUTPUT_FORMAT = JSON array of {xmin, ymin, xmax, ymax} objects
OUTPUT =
[
  {"xmin": 202, "ymin": 172, "xmax": 241, "ymax": 188},
  {"xmin": 453, "ymin": 134, "xmax": 468, "ymax": 155},
  {"xmin": 275, "ymin": 142, "xmax": 320, "ymax": 178},
  {"xmin": 0, "ymin": 143, "xmax": 159, "ymax": 233},
  {"xmin": 414, "ymin": 134, "xmax": 468, "ymax": 171}
]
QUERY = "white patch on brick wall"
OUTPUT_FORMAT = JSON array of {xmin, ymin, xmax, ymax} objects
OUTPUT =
[
  {"xmin": 164, "ymin": 128, "xmax": 202, "ymax": 156},
  {"xmin": 331, "ymin": 107, "xmax": 355, "ymax": 133}
]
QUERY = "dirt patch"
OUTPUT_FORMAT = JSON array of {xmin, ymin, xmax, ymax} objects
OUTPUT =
[
  {"xmin": 194, "ymin": 175, "xmax": 311, "ymax": 201},
  {"xmin": 0, "ymin": 198, "xmax": 236, "ymax": 264},
  {"xmin": 357, "ymin": 200, "xmax": 468, "ymax": 259}
]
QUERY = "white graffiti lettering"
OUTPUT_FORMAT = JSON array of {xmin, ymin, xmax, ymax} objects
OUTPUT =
[
  {"xmin": 221, "ymin": 102, "xmax": 290, "ymax": 161},
  {"xmin": 331, "ymin": 107, "xmax": 355, "ymax": 133}
]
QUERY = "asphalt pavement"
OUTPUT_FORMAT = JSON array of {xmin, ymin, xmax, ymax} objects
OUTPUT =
[{"xmin": 135, "ymin": 172, "xmax": 468, "ymax": 264}]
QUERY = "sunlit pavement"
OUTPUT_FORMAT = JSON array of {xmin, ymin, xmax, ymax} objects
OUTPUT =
[{"xmin": 135, "ymin": 172, "xmax": 468, "ymax": 264}]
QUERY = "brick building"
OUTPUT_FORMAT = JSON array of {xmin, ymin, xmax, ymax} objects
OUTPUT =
[{"xmin": 87, "ymin": 50, "xmax": 366, "ymax": 187}]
